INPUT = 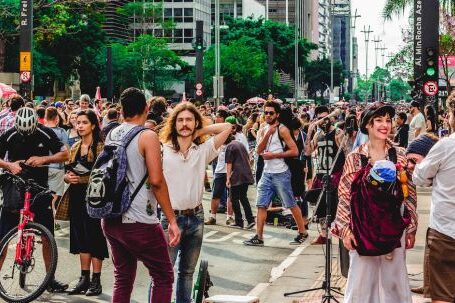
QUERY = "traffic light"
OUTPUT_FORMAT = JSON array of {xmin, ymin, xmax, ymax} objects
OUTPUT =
[
  {"xmin": 425, "ymin": 48, "xmax": 437, "ymax": 77},
  {"xmin": 195, "ymin": 36, "xmax": 204, "ymax": 51}
]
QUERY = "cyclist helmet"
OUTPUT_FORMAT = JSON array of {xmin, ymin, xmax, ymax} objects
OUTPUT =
[{"xmin": 15, "ymin": 107, "xmax": 37, "ymax": 136}]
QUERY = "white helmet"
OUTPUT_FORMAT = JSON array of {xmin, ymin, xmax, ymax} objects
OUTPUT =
[{"xmin": 15, "ymin": 107, "xmax": 37, "ymax": 136}]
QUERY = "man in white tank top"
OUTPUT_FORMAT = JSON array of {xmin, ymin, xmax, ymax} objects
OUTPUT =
[
  {"xmin": 244, "ymin": 101, "xmax": 308, "ymax": 246},
  {"xmin": 102, "ymin": 88, "xmax": 181, "ymax": 303}
]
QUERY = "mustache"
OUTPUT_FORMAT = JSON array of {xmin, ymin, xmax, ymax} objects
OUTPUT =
[{"xmin": 179, "ymin": 127, "xmax": 193, "ymax": 131}]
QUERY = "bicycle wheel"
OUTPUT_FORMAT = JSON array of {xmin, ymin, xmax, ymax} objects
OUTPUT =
[
  {"xmin": 193, "ymin": 260, "xmax": 208, "ymax": 303},
  {"xmin": 0, "ymin": 222, "xmax": 58, "ymax": 303}
]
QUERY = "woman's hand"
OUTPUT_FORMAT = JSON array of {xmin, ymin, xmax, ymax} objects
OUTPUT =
[
  {"xmin": 64, "ymin": 172, "xmax": 80, "ymax": 184},
  {"xmin": 405, "ymin": 233, "xmax": 416, "ymax": 249},
  {"xmin": 343, "ymin": 230, "xmax": 358, "ymax": 251}
]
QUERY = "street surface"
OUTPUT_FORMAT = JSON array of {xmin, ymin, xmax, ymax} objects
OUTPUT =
[{"xmin": 32, "ymin": 183, "xmax": 302, "ymax": 302}]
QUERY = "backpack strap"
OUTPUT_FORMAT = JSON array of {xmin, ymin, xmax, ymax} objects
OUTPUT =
[
  {"xmin": 360, "ymin": 154, "xmax": 369, "ymax": 168},
  {"xmin": 387, "ymin": 147, "xmax": 397, "ymax": 164},
  {"xmin": 122, "ymin": 126, "xmax": 149, "ymax": 202}
]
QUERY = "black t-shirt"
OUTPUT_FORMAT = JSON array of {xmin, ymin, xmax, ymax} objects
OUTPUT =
[
  {"xmin": 0, "ymin": 124, "xmax": 64, "ymax": 186},
  {"xmin": 394, "ymin": 124, "xmax": 409, "ymax": 148},
  {"xmin": 225, "ymin": 140, "xmax": 254, "ymax": 187}
]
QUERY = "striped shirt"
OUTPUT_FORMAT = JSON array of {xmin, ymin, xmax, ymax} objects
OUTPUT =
[
  {"xmin": 334, "ymin": 141, "xmax": 418, "ymax": 239},
  {"xmin": 0, "ymin": 111, "xmax": 16, "ymax": 135}
]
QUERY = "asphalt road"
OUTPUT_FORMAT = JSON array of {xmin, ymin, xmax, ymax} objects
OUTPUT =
[{"xmin": 25, "ymin": 185, "xmax": 302, "ymax": 302}]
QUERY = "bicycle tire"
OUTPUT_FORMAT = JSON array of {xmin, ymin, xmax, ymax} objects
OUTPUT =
[
  {"xmin": 19, "ymin": 272, "xmax": 25, "ymax": 289},
  {"xmin": 194, "ymin": 260, "xmax": 208, "ymax": 303},
  {"xmin": 0, "ymin": 222, "xmax": 58, "ymax": 303}
]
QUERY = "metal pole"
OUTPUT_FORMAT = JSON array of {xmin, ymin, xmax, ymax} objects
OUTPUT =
[
  {"xmin": 19, "ymin": 0, "xmax": 33, "ymax": 99},
  {"xmin": 330, "ymin": 0, "xmax": 334, "ymax": 102},
  {"xmin": 361, "ymin": 25, "xmax": 373, "ymax": 104},
  {"xmin": 215, "ymin": 0, "xmax": 220, "ymax": 107},
  {"xmin": 294, "ymin": 0, "xmax": 299, "ymax": 105},
  {"xmin": 373, "ymin": 37, "xmax": 382, "ymax": 69},
  {"xmin": 351, "ymin": 9, "xmax": 360, "ymax": 92},
  {"xmin": 266, "ymin": 0, "xmax": 269, "ymax": 20}
]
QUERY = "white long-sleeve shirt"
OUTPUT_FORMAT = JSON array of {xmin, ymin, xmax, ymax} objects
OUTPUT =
[{"xmin": 413, "ymin": 133, "xmax": 455, "ymax": 240}]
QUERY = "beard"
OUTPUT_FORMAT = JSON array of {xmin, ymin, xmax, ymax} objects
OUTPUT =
[{"xmin": 267, "ymin": 117, "xmax": 277, "ymax": 125}]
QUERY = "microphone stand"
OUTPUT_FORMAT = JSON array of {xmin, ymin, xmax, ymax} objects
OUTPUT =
[{"xmin": 284, "ymin": 122, "xmax": 348, "ymax": 302}]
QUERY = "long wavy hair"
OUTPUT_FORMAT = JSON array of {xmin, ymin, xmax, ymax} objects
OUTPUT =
[{"xmin": 159, "ymin": 102, "xmax": 208, "ymax": 152}]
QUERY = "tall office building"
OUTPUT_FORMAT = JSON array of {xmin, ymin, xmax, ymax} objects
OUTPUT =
[
  {"xmin": 104, "ymin": 0, "xmax": 132, "ymax": 41},
  {"xmin": 317, "ymin": 0, "xmax": 330, "ymax": 58},
  {"xmin": 332, "ymin": 0, "xmax": 350, "ymax": 74},
  {"xmin": 210, "ymin": 0, "xmax": 265, "ymax": 22}
]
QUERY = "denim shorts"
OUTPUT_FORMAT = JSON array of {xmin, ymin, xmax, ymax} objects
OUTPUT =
[{"xmin": 256, "ymin": 169, "xmax": 296, "ymax": 209}]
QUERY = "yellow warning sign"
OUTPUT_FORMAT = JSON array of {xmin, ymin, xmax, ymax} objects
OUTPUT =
[{"xmin": 20, "ymin": 52, "xmax": 31, "ymax": 71}]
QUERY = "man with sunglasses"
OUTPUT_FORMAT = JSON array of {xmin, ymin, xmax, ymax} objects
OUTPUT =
[{"xmin": 244, "ymin": 100, "xmax": 308, "ymax": 246}]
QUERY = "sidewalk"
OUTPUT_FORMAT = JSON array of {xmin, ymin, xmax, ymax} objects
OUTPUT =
[{"xmin": 253, "ymin": 188, "xmax": 432, "ymax": 303}]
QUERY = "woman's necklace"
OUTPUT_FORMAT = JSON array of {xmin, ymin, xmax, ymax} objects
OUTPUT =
[{"xmin": 367, "ymin": 143, "xmax": 387, "ymax": 164}]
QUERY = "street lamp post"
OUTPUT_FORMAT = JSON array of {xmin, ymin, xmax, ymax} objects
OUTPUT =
[
  {"xmin": 350, "ymin": 9, "xmax": 361, "ymax": 92},
  {"xmin": 373, "ymin": 36, "xmax": 382, "ymax": 69},
  {"xmin": 294, "ymin": 0, "xmax": 299, "ymax": 105}
]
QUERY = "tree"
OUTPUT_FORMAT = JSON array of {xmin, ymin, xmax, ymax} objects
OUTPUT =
[
  {"xmin": 97, "ymin": 35, "xmax": 188, "ymax": 96},
  {"xmin": 388, "ymin": 77, "xmax": 411, "ymax": 101},
  {"xmin": 219, "ymin": 16, "xmax": 317, "ymax": 77},
  {"xmin": 305, "ymin": 58, "xmax": 344, "ymax": 99},
  {"xmin": 202, "ymin": 37, "xmax": 268, "ymax": 100}
]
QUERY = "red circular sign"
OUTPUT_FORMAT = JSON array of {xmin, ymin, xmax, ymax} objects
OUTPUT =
[
  {"xmin": 20, "ymin": 71, "xmax": 31, "ymax": 83},
  {"xmin": 195, "ymin": 83, "xmax": 202, "ymax": 90},
  {"xmin": 423, "ymin": 81, "xmax": 439, "ymax": 96},
  {"xmin": 196, "ymin": 89, "xmax": 203, "ymax": 96}
]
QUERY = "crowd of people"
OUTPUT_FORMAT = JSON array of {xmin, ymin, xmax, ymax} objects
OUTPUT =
[{"xmin": 0, "ymin": 89, "xmax": 454, "ymax": 303}]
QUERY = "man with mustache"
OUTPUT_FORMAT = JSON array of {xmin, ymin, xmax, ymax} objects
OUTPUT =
[{"xmin": 159, "ymin": 102, "xmax": 231, "ymax": 303}]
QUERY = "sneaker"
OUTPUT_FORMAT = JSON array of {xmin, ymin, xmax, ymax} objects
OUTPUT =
[
  {"xmin": 204, "ymin": 217, "xmax": 216, "ymax": 225},
  {"xmin": 47, "ymin": 279, "xmax": 69, "ymax": 293},
  {"xmin": 243, "ymin": 235, "xmax": 264, "ymax": 246},
  {"xmin": 205, "ymin": 184, "xmax": 212, "ymax": 192},
  {"xmin": 246, "ymin": 221, "xmax": 255, "ymax": 230},
  {"xmin": 230, "ymin": 223, "xmax": 244, "ymax": 229},
  {"xmin": 225, "ymin": 217, "xmax": 234, "ymax": 225},
  {"xmin": 311, "ymin": 235, "xmax": 327, "ymax": 245},
  {"xmin": 290, "ymin": 232, "xmax": 309, "ymax": 245}
]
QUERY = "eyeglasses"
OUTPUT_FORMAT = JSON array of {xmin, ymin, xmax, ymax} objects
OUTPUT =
[
  {"xmin": 67, "ymin": 103, "xmax": 75, "ymax": 107},
  {"xmin": 264, "ymin": 111, "xmax": 276, "ymax": 116},
  {"xmin": 407, "ymin": 158, "xmax": 417, "ymax": 165}
]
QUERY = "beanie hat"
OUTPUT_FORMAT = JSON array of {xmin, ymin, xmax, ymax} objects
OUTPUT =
[{"xmin": 406, "ymin": 134, "xmax": 437, "ymax": 157}]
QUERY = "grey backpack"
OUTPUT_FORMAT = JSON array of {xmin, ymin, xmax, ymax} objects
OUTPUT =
[{"xmin": 86, "ymin": 126, "xmax": 148, "ymax": 219}]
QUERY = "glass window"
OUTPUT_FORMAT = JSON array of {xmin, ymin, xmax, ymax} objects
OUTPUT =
[
  {"xmin": 154, "ymin": 29, "xmax": 163, "ymax": 37},
  {"xmin": 164, "ymin": 29, "xmax": 173, "ymax": 37},
  {"xmin": 164, "ymin": 8, "xmax": 172, "ymax": 19},
  {"xmin": 174, "ymin": 8, "xmax": 183, "ymax": 22},
  {"xmin": 184, "ymin": 28, "xmax": 193, "ymax": 38},
  {"xmin": 184, "ymin": 8, "xmax": 193, "ymax": 16},
  {"xmin": 174, "ymin": 29, "xmax": 183, "ymax": 37}
]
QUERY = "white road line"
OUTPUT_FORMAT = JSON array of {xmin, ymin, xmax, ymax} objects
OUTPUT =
[
  {"xmin": 247, "ymin": 282, "xmax": 269, "ymax": 297},
  {"xmin": 204, "ymin": 231, "xmax": 241, "ymax": 243},
  {"xmin": 270, "ymin": 244, "xmax": 309, "ymax": 283}
]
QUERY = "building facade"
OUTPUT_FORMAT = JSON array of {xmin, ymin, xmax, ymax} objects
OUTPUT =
[{"xmin": 104, "ymin": 0, "xmax": 132, "ymax": 41}]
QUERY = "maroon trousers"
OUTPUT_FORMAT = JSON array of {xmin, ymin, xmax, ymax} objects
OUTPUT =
[{"xmin": 102, "ymin": 218, "xmax": 174, "ymax": 303}]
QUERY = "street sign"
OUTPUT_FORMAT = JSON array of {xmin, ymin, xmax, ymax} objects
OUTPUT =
[
  {"xmin": 423, "ymin": 80, "xmax": 438, "ymax": 96},
  {"xmin": 20, "ymin": 52, "xmax": 31, "ymax": 71},
  {"xmin": 196, "ymin": 89, "xmax": 203, "ymax": 96},
  {"xmin": 195, "ymin": 83, "xmax": 202, "ymax": 90},
  {"xmin": 20, "ymin": 71, "xmax": 31, "ymax": 83}
]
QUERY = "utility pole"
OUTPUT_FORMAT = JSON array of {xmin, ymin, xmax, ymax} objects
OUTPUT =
[
  {"xmin": 380, "ymin": 45, "xmax": 387, "ymax": 68},
  {"xmin": 350, "ymin": 9, "xmax": 361, "ymax": 92},
  {"xmin": 19, "ymin": 0, "xmax": 33, "ymax": 99},
  {"xmin": 373, "ymin": 37, "xmax": 382, "ymax": 69},
  {"xmin": 361, "ymin": 25, "xmax": 373, "ymax": 104},
  {"xmin": 329, "ymin": 0, "xmax": 334, "ymax": 103}
]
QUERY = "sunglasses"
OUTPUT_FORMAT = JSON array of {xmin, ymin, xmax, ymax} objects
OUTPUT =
[
  {"xmin": 264, "ymin": 111, "xmax": 276, "ymax": 116},
  {"xmin": 407, "ymin": 158, "xmax": 417, "ymax": 165}
]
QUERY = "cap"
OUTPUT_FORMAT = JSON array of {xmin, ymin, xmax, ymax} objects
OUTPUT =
[
  {"xmin": 360, "ymin": 102, "xmax": 395, "ymax": 134},
  {"xmin": 406, "ymin": 134, "xmax": 438, "ymax": 157},
  {"xmin": 225, "ymin": 116, "xmax": 238, "ymax": 125}
]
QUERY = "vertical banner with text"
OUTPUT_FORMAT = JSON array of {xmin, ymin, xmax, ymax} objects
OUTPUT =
[
  {"xmin": 414, "ymin": 0, "xmax": 439, "ymax": 112},
  {"xmin": 19, "ymin": 0, "xmax": 33, "ymax": 98}
]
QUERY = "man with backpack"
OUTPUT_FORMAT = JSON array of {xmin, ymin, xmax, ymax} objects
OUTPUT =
[
  {"xmin": 100, "ymin": 88, "xmax": 180, "ymax": 303},
  {"xmin": 244, "ymin": 100, "xmax": 308, "ymax": 246}
]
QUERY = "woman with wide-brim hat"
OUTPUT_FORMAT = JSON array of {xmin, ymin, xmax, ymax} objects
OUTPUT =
[{"xmin": 334, "ymin": 102, "xmax": 418, "ymax": 303}]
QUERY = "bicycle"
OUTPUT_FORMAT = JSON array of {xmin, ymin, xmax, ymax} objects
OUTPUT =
[
  {"xmin": 0, "ymin": 169, "xmax": 58, "ymax": 303},
  {"xmin": 192, "ymin": 259, "xmax": 213, "ymax": 303}
]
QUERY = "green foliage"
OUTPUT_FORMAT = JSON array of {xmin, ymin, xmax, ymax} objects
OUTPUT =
[
  {"xmin": 203, "ymin": 37, "xmax": 268, "ymax": 99},
  {"xmin": 98, "ymin": 35, "xmax": 189, "ymax": 96},
  {"xmin": 305, "ymin": 58, "xmax": 345, "ymax": 98},
  {"xmin": 117, "ymin": 0, "xmax": 175, "ymax": 32},
  {"xmin": 387, "ymin": 77, "xmax": 411, "ymax": 101},
  {"xmin": 220, "ymin": 16, "xmax": 317, "ymax": 77}
]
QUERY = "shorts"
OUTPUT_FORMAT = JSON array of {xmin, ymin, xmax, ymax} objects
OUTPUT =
[
  {"xmin": 0, "ymin": 205, "xmax": 54, "ymax": 240},
  {"xmin": 212, "ymin": 173, "xmax": 227, "ymax": 199},
  {"xmin": 48, "ymin": 168, "xmax": 65, "ymax": 197},
  {"xmin": 424, "ymin": 228, "xmax": 455, "ymax": 302},
  {"xmin": 256, "ymin": 170, "xmax": 296, "ymax": 209}
]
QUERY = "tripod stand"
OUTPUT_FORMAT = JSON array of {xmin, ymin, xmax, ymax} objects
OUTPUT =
[{"xmin": 284, "ymin": 123, "xmax": 348, "ymax": 302}]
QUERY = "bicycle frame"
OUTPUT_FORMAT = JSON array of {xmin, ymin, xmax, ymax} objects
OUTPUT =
[{"xmin": 15, "ymin": 190, "xmax": 35, "ymax": 266}]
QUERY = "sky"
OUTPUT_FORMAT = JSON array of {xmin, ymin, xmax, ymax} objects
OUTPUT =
[{"xmin": 351, "ymin": 0, "xmax": 410, "ymax": 78}]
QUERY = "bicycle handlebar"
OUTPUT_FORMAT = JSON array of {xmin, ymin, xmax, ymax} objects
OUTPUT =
[{"xmin": 1, "ymin": 171, "xmax": 53, "ymax": 195}]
